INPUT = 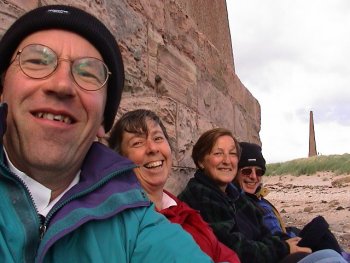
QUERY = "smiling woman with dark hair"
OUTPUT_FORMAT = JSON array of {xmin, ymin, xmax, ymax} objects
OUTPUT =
[{"xmin": 108, "ymin": 109, "xmax": 240, "ymax": 263}]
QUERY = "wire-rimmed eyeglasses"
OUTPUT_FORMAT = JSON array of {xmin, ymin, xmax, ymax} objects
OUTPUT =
[{"xmin": 11, "ymin": 44, "xmax": 111, "ymax": 91}]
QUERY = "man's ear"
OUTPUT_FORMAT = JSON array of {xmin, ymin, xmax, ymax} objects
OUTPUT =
[{"xmin": 96, "ymin": 125, "xmax": 106, "ymax": 138}]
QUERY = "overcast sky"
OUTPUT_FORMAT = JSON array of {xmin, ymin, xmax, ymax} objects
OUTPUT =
[{"xmin": 226, "ymin": 1, "xmax": 350, "ymax": 163}]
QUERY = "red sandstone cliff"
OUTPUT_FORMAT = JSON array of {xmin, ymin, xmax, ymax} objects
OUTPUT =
[{"xmin": 0, "ymin": 0, "xmax": 261, "ymax": 193}]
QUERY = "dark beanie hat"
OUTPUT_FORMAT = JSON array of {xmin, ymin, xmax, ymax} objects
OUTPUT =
[
  {"xmin": 0, "ymin": 5, "xmax": 124, "ymax": 132},
  {"xmin": 238, "ymin": 142, "xmax": 266, "ymax": 172}
]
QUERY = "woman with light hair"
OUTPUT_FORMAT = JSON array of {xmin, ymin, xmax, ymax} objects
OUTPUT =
[{"xmin": 178, "ymin": 128, "xmax": 346, "ymax": 263}]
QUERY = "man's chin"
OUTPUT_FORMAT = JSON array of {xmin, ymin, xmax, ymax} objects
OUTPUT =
[{"xmin": 243, "ymin": 185, "xmax": 257, "ymax": 194}]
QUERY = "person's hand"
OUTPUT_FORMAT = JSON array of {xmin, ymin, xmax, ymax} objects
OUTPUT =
[{"xmin": 286, "ymin": 237, "xmax": 312, "ymax": 254}]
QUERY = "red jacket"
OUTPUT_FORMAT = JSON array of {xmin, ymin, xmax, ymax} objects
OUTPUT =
[{"xmin": 159, "ymin": 190, "xmax": 240, "ymax": 263}]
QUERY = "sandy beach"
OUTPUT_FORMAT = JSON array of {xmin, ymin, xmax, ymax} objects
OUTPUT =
[{"xmin": 263, "ymin": 172, "xmax": 350, "ymax": 252}]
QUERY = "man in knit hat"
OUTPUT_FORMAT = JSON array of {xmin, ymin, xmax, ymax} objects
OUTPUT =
[
  {"xmin": 235, "ymin": 142, "xmax": 295, "ymax": 240},
  {"xmin": 0, "ymin": 5, "xmax": 214, "ymax": 263},
  {"xmin": 235, "ymin": 142, "xmax": 349, "ymax": 261},
  {"xmin": 235, "ymin": 142, "xmax": 267, "ymax": 195}
]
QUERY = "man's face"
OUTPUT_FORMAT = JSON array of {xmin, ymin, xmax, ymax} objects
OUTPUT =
[
  {"xmin": 236, "ymin": 166, "xmax": 264, "ymax": 194},
  {"xmin": 1, "ymin": 29, "xmax": 107, "ymax": 183}
]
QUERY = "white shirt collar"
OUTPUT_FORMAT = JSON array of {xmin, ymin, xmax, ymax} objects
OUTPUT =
[
  {"xmin": 4, "ymin": 148, "xmax": 80, "ymax": 216},
  {"xmin": 162, "ymin": 191, "xmax": 177, "ymax": 209}
]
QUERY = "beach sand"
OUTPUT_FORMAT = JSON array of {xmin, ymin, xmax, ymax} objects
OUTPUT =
[{"xmin": 263, "ymin": 172, "xmax": 350, "ymax": 252}]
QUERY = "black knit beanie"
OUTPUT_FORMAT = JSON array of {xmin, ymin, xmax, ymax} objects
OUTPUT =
[
  {"xmin": 0, "ymin": 5, "xmax": 124, "ymax": 132},
  {"xmin": 238, "ymin": 142, "xmax": 266, "ymax": 172}
]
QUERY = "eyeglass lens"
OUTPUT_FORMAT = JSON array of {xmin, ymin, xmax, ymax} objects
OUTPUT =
[
  {"xmin": 241, "ymin": 167, "xmax": 264, "ymax": 176},
  {"xmin": 18, "ymin": 44, "xmax": 109, "ymax": 91}
]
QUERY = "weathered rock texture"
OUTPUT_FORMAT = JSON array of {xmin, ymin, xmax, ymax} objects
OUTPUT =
[{"xmin": 0, "ymin": 0, "xmax": 261, "ymax": 194}]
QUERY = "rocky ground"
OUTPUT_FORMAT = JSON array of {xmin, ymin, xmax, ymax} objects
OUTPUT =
[{"xmin": 263, "ymin": 172, "xmax": 350, "ymax": 252}]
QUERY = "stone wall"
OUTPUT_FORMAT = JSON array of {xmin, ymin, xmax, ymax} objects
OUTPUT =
[{"xmin": 0, "ymin": 0, "xmax": 261, "ymax": 194}]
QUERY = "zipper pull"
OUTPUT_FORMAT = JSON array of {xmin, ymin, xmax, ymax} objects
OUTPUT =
[
  {"xmin": 39, "ymin": 214, "xmax": 46, "ymax": 240},
  {"xmin": 39, "ymin": 224, "xmax": 47, "ymax": 240}
]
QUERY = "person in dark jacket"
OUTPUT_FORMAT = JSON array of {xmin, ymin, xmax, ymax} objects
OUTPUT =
[
  {"xmin": 178, "ymin": 128, "xmax": 346, "ymax": 263},
  {"xmin": 0, "ymin": 5, "xmax": 215, "ymax": 262},
  {"xmin": 108, "ymin": 109, "xmax": 240, "ymax": 263},
  {"xmin": 235, "ymin": 141, "xmax": 350, "ymax": 262}
]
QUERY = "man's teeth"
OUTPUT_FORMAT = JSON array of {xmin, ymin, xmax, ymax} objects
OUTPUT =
[
  {"xmin": 245, "ymin": 182, "xmax": 256, "ymax": 186},
  {"xmin": 144, "ymin": 161, "xmax": 163, "ymax": 168},
  {"xmin": 36, "ymin": 112, "xmax": 72, "ymax": 124}
]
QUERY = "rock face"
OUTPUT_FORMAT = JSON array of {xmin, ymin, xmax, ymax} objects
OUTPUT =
[{"xmin": 0, "ymin": 0, "xmax": 261, "ymax": 194}]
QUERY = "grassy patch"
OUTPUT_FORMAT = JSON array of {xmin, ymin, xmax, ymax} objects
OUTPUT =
[{"xmin": 265, "ymin": 153, "xmax": 350, "ymax": 176}]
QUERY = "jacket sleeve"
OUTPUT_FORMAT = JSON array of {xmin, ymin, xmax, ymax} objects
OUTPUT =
[
  {"xmin": 160, "ymin": 198, "xmax": 241, "ymax": 263},
  {"xmin": 258, "ymin": 198, "xmax": 289, "ymax": 235},
  {"xmin": 130, "ymin": 204, "xmax": 217, "ymax": 263},
  {"xmin": 212, "ymin": 220, "xmax": 290, "ymax": 263},
  {"xmin": 179, "ymin": 187, "xmax": 290, "ymax": 263}
]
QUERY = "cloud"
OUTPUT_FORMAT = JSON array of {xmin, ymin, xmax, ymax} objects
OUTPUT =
[
  {"xmin": 307, "ymin": 97, "xmax": 350, "ymax": 126},
  {"xmin": 227, "ymin": 0, "xmax": 350, "ymax": 163}
]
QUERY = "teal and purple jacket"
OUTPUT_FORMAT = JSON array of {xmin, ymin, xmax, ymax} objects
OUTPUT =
[{"xmin": 0, "ymin": 104, "xmax": 214, "ymax": 263}]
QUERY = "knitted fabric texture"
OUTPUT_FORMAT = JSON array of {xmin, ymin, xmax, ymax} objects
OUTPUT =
[{"xmin": 238, "ymin": 142, "xmax": 266, "ymax": 172}]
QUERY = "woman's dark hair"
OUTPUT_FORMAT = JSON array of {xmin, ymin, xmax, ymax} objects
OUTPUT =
[
  {"xmin": 108, "ymin": 109, "xmax": 170, "ymax": 155},
  {"xmin": 0, "ymin": 73, "xmax": 4, "ymax": 91},
  {"xmin": 192, "ymin": 128, "xmax": 241, "ymax": 169}
]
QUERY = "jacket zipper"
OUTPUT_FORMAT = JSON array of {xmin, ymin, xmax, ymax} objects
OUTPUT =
[
  {"xmin": 0, "ymin": 161, "xmax": 43, "ymax": 232},
  {"xmin": 40, "ymin": 164, "xmax": 136, "ymax": 238},
  {"xmin": 0, "ymin": 157, "xmax": 136, "ymax": 241}
]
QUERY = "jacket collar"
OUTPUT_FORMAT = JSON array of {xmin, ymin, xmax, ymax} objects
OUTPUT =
[{"xmin": 194, "ymin": 169, "xmax": 241, "ymax": 200}]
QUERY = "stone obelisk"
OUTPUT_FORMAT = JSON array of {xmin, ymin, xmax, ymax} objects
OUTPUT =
[{"xmin": 308, "ymin": 111, "xmax": 317, "ymax": 157}]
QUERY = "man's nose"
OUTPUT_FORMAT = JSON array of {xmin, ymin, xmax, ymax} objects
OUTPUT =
[
  {"xmin": 43, "ymin": 60, "xmax": 76, "ymax": 97},
  {"xmin": 249, "ymin": 170, "xmax": 258, "ymax": 179}
]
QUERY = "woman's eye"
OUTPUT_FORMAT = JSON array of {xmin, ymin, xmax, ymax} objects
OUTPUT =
[
  {"xmin": 132, "ymin": 141, "xmax": 144, "ymax": 147},
  {"xmin": 154, "ymin": 136, "xmax": 164, "ymax": 142}
]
